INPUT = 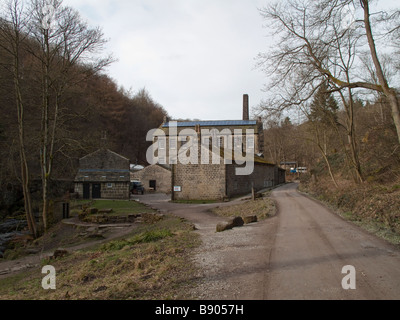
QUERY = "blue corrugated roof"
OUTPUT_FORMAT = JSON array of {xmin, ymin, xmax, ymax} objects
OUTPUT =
[
  {"xmin": 79, "ymin": 169, "xmax": 130, "ymax": 173},
  {"xmin": 163, "ymin": 120, "xmax": 257, "ymax": 128}
]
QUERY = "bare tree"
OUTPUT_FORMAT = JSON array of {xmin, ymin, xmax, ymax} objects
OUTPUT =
[
  {"xmin": 25, "ymin": 0, "xmax": 113, "ymax": 231},
  {"xmin": 0, "ymin": 0, "xmax": 38, "ymax": 237},
  {"xmin": 258, "ymin": 0, "xmax": 400, "ymax": 145}
]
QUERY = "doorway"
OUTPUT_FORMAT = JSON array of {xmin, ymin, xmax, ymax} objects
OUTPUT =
[
  {"xmin": 83, "ymin": 183, "xmax": 90, "ymax": 200},
  {"xmin": 149, "ymin": 180, "xmax": 156, "ymax": 191},
  {"xmin": 92, "ymin": 183, "xmax": 101, "ymax": 199}
]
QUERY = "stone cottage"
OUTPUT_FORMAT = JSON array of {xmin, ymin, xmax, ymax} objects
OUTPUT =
[
  {"xmin": 131, "ymin": 164, "xmax": 172, "ymax": 194},
  {"xmin": 74, "ymin": 149, "xmax": 130, "ymax": 200}
]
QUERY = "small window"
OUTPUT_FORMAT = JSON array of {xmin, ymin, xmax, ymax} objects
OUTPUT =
[
  {"xmin": 158, "ymin": 137, "xmax": 166, "ymax": 150},
  {"xmin": 234, "ymin": 136, "xmax": 242, "ymax": 148},
  {"xmin": 247, "ymin": 137, "xmax": 255, "ymax": 149},
  {"xmin": 107, "ymin": 183, "xmax": 113, "ymax": 188},
  {"xmin": 170, "ymin": 138, "xmax": 177, "ymax": 150}
]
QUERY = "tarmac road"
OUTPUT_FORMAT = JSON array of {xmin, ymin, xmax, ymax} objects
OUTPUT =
[
  {"xmin": 139, "ymin": 183, "xmax": 400, "ymax": 300},
  {"xmin": 265, "ymin": 183, "xmax": 400, "ymax": 300}
]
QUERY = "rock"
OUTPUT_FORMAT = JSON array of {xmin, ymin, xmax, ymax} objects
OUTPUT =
[
  {"xmin": 216, "ymin": 222, "xmax": 233, "ymax": 233},
  {"xmin": 11, "ymin": 234, "xmax": 34, "ymax": 245},
  {"xmin": 98, "ymin": 209, "xmax": 113, "ymax": 214},
  {"xmin": 25, "ymin": 248, "xmax": 41, "ymax": 255},
  {"xmin": 254, "ymin": 193, "xmax": 263, "ymax": 199},
  {"xmin": 87, "ymin": 208, "xmax": 98, "ymax": 214},
  {"xmin": 93, "ymin": 285, "xmax": 107, "ymax": 293},
  {"xmin": 0, "ymin": 268, "xmax": 11, "ymax": 275},
  {"xmin": 87, "ymin": 233, "xmax": 105, "ymax": 239},
  {"xmin": 216, "ymin": 216, "xmax": 244, "ymax": 233},
  {"xmin": 142, "ymin": 212, "xmax": 164, "ymax": 224},
  {"xmin": 52, "ymin": 249, "xmax": 69, "ymax": 259},
  {"xmin": 78, "ymin": 211, "xmax": 88, "ymax": 221},
  {"xmin": 228, "ymin": 216, "xmax": 245, "ymax": 227},
  {"xmin": 128, "ymin": 215, "xmax": 136, "ymax": 222},
  {"xmin": 243, "ymin": 215, "xmax": 258, "ymax": 224}
]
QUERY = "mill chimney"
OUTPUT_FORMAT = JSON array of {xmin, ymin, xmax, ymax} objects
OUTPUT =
[{"xmin": 243, "ymin": 94, "xmax": 249, "ymax": 121}]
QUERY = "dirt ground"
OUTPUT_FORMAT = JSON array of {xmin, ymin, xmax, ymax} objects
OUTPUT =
[
  {"xmin": 0, "ymin": 219, "xmax": 138, "ymax": 279},
  {"xmin": 2, "ymin": 184, "xmax": 400, "ymax": 300},
  {"xmin": 139, "ymin": 184, "xmax": 400, "ymax": 300}
]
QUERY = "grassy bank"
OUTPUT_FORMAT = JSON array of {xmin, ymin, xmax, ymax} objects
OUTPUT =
[
  {"xmin": 299, "ymin": 177, "xmax": 400, "ymax": 245},
  {"xmin": 0, "ymin": 215, "xmax": 201, "ymax": 300}
]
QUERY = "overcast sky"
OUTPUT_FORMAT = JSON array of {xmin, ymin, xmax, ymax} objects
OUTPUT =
[{"xmin": 63, "ymin": 0, "xmax": 399, "ymax": 121}]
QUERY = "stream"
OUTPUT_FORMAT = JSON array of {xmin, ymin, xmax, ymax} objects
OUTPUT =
[{"xmin": 0, "ymin": 219, "xmax": 28, "ymax": 258}]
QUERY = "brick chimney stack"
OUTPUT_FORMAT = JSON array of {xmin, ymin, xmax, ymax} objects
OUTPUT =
[{"xmin": 243, "ymin": 94, "xmax": 249, "ymax": 121}]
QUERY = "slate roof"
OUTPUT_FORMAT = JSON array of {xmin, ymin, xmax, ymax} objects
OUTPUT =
[{"xmin": 74, "ymin": 149, "xmax": 130, "ymax": 182}]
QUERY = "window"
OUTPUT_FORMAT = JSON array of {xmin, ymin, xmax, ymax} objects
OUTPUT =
[
  {"xmin": 170, "ymin": 138, "xmax": 177, "ymax": 150},
  {"xmin": 217, "ymin": 137, "xmax": 224, "ymax": 148},
  {"xmin": 247, "ymin": 137, "xmax": 255, "ymax": 149},
  {"xmin": 158, "ymin": 137, "xmax": 166, "ymax": 150},
  {"xmin": 107, "ymin": 183, "xmax": 113, "ymax": 188}
]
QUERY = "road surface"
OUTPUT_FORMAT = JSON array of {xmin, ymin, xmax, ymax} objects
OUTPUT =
[
  {"xmin": 140, "ymin": 183, "xmax": 400, "ymax": 300},
  {"xmin": 265, "ymin": 183, "xmax": 400, "ymax": 300}
]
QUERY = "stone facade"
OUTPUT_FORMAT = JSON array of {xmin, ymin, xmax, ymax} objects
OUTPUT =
[
  {"xmin": 172, "ymin": 144, "xmax": 285, "ymax": 201},
  {"xmin": 74, "ymin": 149, "xmax": 130, "ymax": 200},
  {"xmin": 159, "ymin": 120, "xmax": 265, "ymax": 163},
  {"xmin": 131, "ymin": 164, "xmax": 172, "ymax": 194},
  {"xmin": 172, "ymin": 162, "xmax": 226, "ymax": 201}
]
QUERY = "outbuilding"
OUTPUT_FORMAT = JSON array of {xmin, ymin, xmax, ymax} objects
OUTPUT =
[
  {"xmin": 131, "ymin": 164, "xmax": 172, "ymax": 194},
  {"xmin": 74, "ymin": 149, "xmax": 130, "ymax": 200}
]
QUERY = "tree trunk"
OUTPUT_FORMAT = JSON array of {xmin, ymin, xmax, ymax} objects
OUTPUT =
[
  {"xmin": 41, "ymin": 28, "xmax": 50, "ymax": 232},
  {"xmin": 318, "ymin": 144, "xmax": 339, "ymax": 189},
  {"xmin": 361, "ymin": 0, "xmax": 400, "ymax": 144},
  {"xmin": 387, "ymin": 90, "xmax": 400, "ymax": 144},
  {"xmin": 14, "ymin": 67, "xmax": 38, "ymax": 238},
  {"xmin": 314, "ymin": 126, "xmax": 339, "ymax": 188}
]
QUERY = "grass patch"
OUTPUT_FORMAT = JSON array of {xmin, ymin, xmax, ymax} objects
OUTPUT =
[
  {"xmin": 100, "ymin": 229, "xmax": 174, "ymax": 252},
  {"xmin": 212, "ymin": 194, "xmax": 276, "ymax": 220},
  {"xmin": 71, "ymin": 199, "xmax": 154, "ymax": 216},
  {"xmin": 0, "ymin": 215, "xmax": 201, "ymax": 300}
]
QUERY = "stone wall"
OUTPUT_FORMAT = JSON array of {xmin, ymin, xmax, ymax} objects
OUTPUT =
[
  {"xmin": 100, "ymin": 182, "xmax": 130, "ymax": 199},
  {"xmin": 74, "ymin": 182, "xmax": 129, "ymax": 200},
  {"xmin": 173, "ymin": 162, "xmax": 226, "ymax": 201}
]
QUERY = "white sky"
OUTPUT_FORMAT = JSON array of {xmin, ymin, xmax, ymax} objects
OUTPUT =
[{"xmin": 62, "ymin": 0, "xmax": 399, "ymax": 121}]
